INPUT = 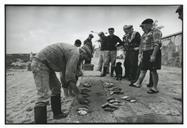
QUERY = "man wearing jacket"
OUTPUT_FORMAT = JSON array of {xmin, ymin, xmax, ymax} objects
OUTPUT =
[
  {"xmin": 102, "ymin": 28, "xmax": 123, "ymax": 77},
  {"xmin": 123, "ymin": 25, "xmax": 141, "ymax": 83},
  {"xmin": 31, "ymin": 43, "xmax": 92, "ymax": 123}
]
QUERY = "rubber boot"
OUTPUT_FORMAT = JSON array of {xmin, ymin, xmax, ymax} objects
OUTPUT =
[
  {"xmin": 34, "ymin": 102, "xmax": 47, "ymax": 124},
  {"xmin": 51, "ymin": 95, "xmax": 68, "ymax": 119},
  {"xmin": 100, "ymin": 67, "xmax": 107, "ymax": 77}
]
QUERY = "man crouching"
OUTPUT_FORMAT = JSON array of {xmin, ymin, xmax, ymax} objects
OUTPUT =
[{"xmin": 31, "ymin": 43, "xmax": 92, "ymax": 123}]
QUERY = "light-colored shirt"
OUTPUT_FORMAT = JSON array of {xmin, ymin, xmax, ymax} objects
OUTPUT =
[{"xmin": 36, "ymin": 43, "xmax": 80, "ymax": 84}]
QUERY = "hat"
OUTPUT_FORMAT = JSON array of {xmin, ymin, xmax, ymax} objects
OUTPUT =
[
  {"xmin": 108, "ymin": 27, "xmax": 114, "ymax": 31},
  {"xmin": 74, "ymin": 39, "xmax": 82, "ymax": 47},
  {"xmin": 89, "ymin": 34, "xmax": 94, "ymax": 38},
  {"xmin": 80, "ymin": 45, "xmax": 93, "ymax": 58},
  {"xmin": 98, "ymin": 32, "xmax": 104, "ymax": 36},
  {"xmin": 123, "ymin": 25, "xmax": 133, "ymax": 30},
  {"xmin": 140, "ymin": 18, "xmax": 153, "ymax": 27}
]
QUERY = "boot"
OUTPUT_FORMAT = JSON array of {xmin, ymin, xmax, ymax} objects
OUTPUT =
[
  {"xmin": 100, "ymin": 67, "xmax": 107, "ymax": 77},
  {"xmin": 34, "ymin": 102, "xmax": 47, "ymax": 124},
  {"xmin": 110, "ymin": 67, "xmax": 115, "ymax": 77},
  {"xmin": 51, "ymin": 94, "xmax": 68, "ymax": 119}
]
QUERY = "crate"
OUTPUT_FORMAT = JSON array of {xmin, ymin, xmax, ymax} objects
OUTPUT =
[{"xmin": 82, "ymin": 64, "xmax": 94, "ymax": 71}]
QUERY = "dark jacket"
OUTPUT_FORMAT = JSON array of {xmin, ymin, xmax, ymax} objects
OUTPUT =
[
  {"xmin": 98, "ymin": 36, "xmax": 108, "ymax": 51},
  {"xmin": 105, "ymin": 35, "xmax": 123, "ymax": 51},
  {"xmin": 123, "ymin": 31, "xmax": 141, "ymax": 51}
]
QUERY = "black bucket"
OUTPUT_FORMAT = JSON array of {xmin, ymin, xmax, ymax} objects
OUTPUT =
[{"xmin": 34, "ymin": 102, "xmax": 47, "ymax": 124}]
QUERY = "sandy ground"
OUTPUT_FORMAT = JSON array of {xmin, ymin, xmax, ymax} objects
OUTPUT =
[{"xmin": 5, "ymin": 58, "xmax": 182, "ymax": 124}]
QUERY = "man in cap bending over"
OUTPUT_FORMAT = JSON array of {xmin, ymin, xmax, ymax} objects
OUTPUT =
[{"xmin": 31, "ymin": 43, "xmax": 92, "ymax": 123}]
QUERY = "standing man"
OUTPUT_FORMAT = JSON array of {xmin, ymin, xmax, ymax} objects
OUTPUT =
[
  {"xmin": 130, "ymin": 18, "xmax": 162, "ymax": 94},
  {"xmin": 97, "ymin": 32, "xmax": 105, "ymax": 72},
  {"xmin": 97, "ymin": 32, "xmax": 110, "ymax": 76},
  {"xmin": 31, "ymin": 43, "xmax": 92, "ymax": 123},
  {"xmin": 123, "ymin": 25, "xmax": 141, "ymax": 83},
  {"xmin": 84, "ymin": 34, "xmax": 94, "ymax": 64},
  {"xmin": 103, "ymin": 27, "xmax": 123, "ymax": 77}
]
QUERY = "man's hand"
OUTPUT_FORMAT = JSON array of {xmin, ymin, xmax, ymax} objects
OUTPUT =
[
  {"xmin": 134, "ymin": 47, "xmax": 139, "ymax": 51},
  {"xmin": 150, "ymin": 55, "xmax": 156, "ymax": 62}
]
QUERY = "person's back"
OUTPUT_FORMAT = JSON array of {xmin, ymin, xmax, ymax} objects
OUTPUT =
[{"xmin": 35, "ymin": 43, "xmax": 79, "ymax": 72}]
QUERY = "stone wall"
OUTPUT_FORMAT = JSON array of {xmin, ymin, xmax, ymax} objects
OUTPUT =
[{"xmin": 161, "ymin": 32, "xmax": 182, "ymax": 67}]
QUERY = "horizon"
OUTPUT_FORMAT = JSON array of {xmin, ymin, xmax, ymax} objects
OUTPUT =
[{"xmin": 6, "ymin": 5, "xmax": 182, "ymax": 54}]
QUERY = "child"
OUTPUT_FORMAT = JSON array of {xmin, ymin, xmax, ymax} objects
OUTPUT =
[{"xmin": 115, "ymin": 62, "xmax": 123, "ymax": 80}]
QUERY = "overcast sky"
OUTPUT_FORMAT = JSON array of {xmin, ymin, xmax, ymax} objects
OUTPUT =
[{"xmin": 6, "ymin": 6, "xmax": 182, "ymax": 53}]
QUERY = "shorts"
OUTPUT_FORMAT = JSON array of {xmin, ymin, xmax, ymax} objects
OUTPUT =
[{"xmin": 141, "ymin": 49, "xmax": 161, "ymax": 71}]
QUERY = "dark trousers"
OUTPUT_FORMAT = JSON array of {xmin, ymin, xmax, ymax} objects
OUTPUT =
[
  {"xmin": 127, "ymin": 50, "xmax": 139, "ymax": 82},
  {"xmin": 124, "ymin": 53, "xmax": 130, "ymax": 78}
]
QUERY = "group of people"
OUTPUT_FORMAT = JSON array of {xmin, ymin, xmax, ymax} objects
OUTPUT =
[
  {"xmin": 97, "ymin": 18, "xmax": 162, "ymax": 95},
  {"xmin": 30, "ymin": 8, "xmax": 183, "ymax": 122}
]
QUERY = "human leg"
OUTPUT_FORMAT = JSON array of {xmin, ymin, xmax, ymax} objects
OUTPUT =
[
  {"xmin": 31, "ymin": 60, "xmax": 50, "ymax": 123},
  {"xmin": 131, "ymin": 70, "xmax": 147, "ymax": 87},
  {"xmin": 128, "ymin": 51, "xmax": 138, "ymax": 82},
  {"xmin": 101, "ymin": 51, "xmax": 110, "ymax": 76},
  {"xmin": 110, "ymin": 51, "xmax": 117, "ymax": 77},
  {"xmin": 147, "ymin": 71, "xmax": 153, "ymax": 88},
  {"xmin": 123, "ymin": 52, "xmax": 130, "ymax": 79},
  {"xmin": 49, "ymin": 72, "xmax": 68, "ymax": 119},
  {"xmin": 97, "ymin": 53, "xmax": 103, "ymax": 71},
  {"xmin": 150, "ymin": 70, "xmax": 159, "ymax": 91}
]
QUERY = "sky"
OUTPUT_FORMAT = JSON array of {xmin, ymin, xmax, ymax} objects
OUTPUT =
[{"xmin": 6, "ymin": 6, "xmax": 182, "ymax": 53}]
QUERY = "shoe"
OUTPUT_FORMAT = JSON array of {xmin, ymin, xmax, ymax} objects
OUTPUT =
[
  {"xmin": 53, "ymin": 112, "xmax": 68, "ymax": 119},
  {"xmin": 34, "ymin": 102, "xmax": 47, "ymax": 124},
  {"xmin": 51, "ymin": 95, "xmax": 68, "ymax": 119},
  {"xmin": 147, "ymin": 89, "xmax": 159, "ymax": 94},
  {"xmin": 129, "ymin": 83, "xmax": 141, "ymax": 88},
  {"xmin": 147, "ymin": 83, "xmax": 153, "ymax": 88}
]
